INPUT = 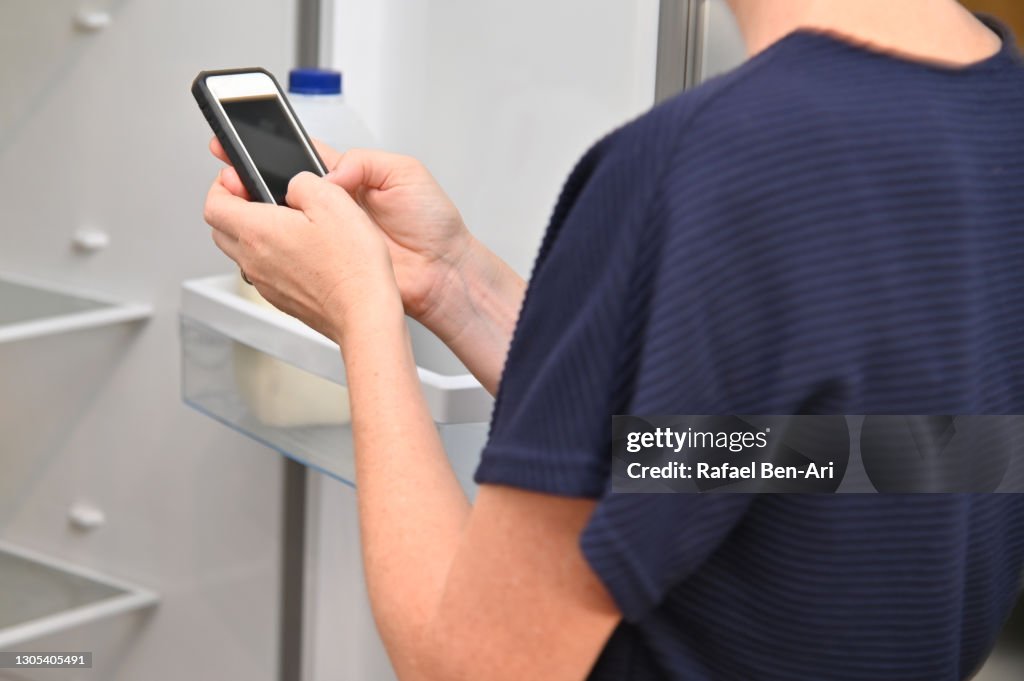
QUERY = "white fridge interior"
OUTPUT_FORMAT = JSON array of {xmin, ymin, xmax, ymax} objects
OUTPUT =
[{"xmin": 0, "ymin": 1, "xmax": 744, "ymax": 680}]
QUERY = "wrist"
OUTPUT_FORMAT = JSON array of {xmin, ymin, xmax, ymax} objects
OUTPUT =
[
  {"xmin": 412, "ymin": 232, "xmax": 477, "ymax": 330},
  {"xmin": 417, "ymin": 235, "xmax": 525, "ymax": 350},
  {"xmin": 326, "ymin": 276, "xmax": 406, "ymax": 350},
  {"xmin": 404, "ymin": 226, "xmax": 475, "ymax": 322}
]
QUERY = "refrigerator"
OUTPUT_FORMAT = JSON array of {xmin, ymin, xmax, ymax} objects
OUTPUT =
[
  {"xmin": 0, "ymin": 1, "xmax": 745, "ymax": 680},
  {"xmin": 299, "ymin": 2, "xmax": 745, "ymax": 679}
]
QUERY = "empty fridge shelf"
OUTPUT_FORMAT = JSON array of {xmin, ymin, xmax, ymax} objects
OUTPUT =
[
  {"xmin": 0, "ymin": 272, "xmax": 151, "ymax": 344},
  {"xmin": 180, "ymin": 274, "xmax": 491, "ymax": 488},
  {"xmin": 0, "ymin": 541, "xmax": 158, "ymax": 648}
]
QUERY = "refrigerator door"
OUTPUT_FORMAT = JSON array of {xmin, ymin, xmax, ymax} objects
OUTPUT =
[
  {"xmin": 306, "ymin": 4, "xmax": 748, "ymax": 680},
  {"xmin": 700, "ymin": 0, "xmax": 747, "ymax": 80},
  {"xmin": 655, "ymin": 0, "xmax": 747, "ymax": 102}
]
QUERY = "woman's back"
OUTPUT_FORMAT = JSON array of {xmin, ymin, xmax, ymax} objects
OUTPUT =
[{"xmin": 478, "ymin": 16, "xmax": 1024, "ymax": 681}]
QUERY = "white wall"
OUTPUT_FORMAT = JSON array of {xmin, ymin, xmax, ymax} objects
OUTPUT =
[
  {"xmin": 0, "ymin": 1, "xmax": 297, "ymax": 679},
  {"xmin": 307, "ymin": 2, "xmax": 659, "ymax": 679}
]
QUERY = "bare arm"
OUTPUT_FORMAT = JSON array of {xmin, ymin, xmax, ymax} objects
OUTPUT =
[
  {"xmin": 204, "ymin": 168, "xmax": 621, "ymax": 681},
  {"xmin": 415, "ymin": 236, "xmax": 526, "ymax": 395},
  {"xmin": 340, "ymin": 288, "xmax": 617, "ymax": 681}
]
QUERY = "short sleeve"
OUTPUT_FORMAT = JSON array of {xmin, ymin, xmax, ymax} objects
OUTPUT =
[
  {"xmin": 580, "ymin": 493, "xmax": 753, "ymax": 622},
  {"xmin": 474, "ymin": 126, "xmax": 665, "ymax": 498},
  {"xmin": 475, "ymin": 95, "xmax": 757, "ymax": 621}
]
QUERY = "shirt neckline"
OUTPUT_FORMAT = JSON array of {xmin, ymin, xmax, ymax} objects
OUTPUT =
[{"xmin": 769, "ymin": 14, "xmax": 1020, "ymax": 76}]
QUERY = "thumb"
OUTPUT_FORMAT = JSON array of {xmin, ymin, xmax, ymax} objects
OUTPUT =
[{"xmin": 285, "ymin": 171, "xmax": 361, "ymax": 218}]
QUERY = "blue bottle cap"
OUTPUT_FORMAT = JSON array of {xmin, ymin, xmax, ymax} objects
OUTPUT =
[{"xmin": 288, "ymin": 68, "xmax": 343, "ymax": 95}]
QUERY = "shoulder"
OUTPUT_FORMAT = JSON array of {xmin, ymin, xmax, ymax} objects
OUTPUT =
[
  {"xmin": 574, "ymin": 39, "xmax": 843, "ymax": 215},
  {"xmin": 541, "ymin": 57, "xmax": 782, "ymax": 242},
  {"xmin": 618, "ymin": 37, "xmax": 888, "ymax": 257},
  {"xmin": 535, "ymin": 37, "xmax": 857, "ymax": 268},
  {"xmin": 647, "ymin": 41, "xmax": 853, "ymax": 173}
]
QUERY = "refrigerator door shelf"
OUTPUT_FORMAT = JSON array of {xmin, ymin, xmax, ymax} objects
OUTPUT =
[
  {"xmin": 0, "ymin": 541, "xmax": 158, "ymax": 649},
  {"xmin": 0, "ymin": 273, "xmax": 151, "ymax": 345},
  {"xmin": 180, "ymin": 274, "xmax": 491, "ymax": 489}
]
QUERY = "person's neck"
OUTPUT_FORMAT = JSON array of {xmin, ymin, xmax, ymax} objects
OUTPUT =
[{"xmin": 727, "ymin": 0, "xmax": 1002, "ymax": 66}]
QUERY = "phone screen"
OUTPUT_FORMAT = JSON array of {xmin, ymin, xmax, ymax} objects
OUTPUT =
[{"xmin": 220, "ymin": 95, "xmax": 321, "ymax": 205}]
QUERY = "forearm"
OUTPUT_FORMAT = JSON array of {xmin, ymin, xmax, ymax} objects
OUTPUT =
[
  {"xmin": 419, "ymin": 237, "xmax": 526, "ymax": 395},
  {"xmin": 337, "ymin": 291, "xmax": 470, "ymax": 679}
]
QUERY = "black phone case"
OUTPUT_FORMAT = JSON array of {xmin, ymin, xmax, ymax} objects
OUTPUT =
[{"xmin": 191, "ymin": 67, "xmax": 327, "ymax": 205}]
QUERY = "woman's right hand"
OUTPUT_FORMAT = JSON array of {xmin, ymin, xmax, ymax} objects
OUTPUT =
[{"xmin": 210, "ymin": 138, "xmax": 474, "ymax": 323}]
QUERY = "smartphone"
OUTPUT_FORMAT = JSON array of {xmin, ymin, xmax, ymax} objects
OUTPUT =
[{"xmin": 192, "ymin": 67, "xmax": 327, "ymax": 206}]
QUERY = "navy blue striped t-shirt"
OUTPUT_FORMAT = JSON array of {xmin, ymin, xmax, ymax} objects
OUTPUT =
[{"xmin": 475, "ymin": 16, "xmax": 1024, "ymax": 681}]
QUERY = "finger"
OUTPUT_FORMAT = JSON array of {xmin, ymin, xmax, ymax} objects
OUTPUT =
[
  {"xmin": 204, "ymin": 178, "xmax": 284, "ymax": 239},
  {"xmin": 213, "ymin": 135, "xmax": 334, "ymax": 200},
  {"xmin": 286, "ymin": 171, "xmax": 362, "ymax": 220},
  {"xmin": 210, "ymin": 227, "xmax": 242, "ymax": 264},
  {"xmin": 310, "ymin": 138, "xmax": 343, "ymax": 168},
  {"xmin": 325, "ymin": 148, "xmax": 414, "ymax": 193},
  {"xmin": 210, "ymin": 137, "xmax": 229, "ymax": 164},
  {"xmin": 203, "ymin": 180, "xmax": 244, "ymax": 238},
  {"xmin": 219, "ymin": 166, "xmax": 250, "ymax": 200}
]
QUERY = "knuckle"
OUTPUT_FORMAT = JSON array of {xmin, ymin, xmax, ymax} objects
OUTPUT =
[
  {"xmin": 314, "ymin": 178, "xmax": 334, "ymax": 200},
  {"xmin": 342, "ymin": 147, "xmax": 365, "ymax": 163},
  {"xmin": 401, "ymin": 155, "xmax": 422, "ymax": 172},
  {"xmin": 304, "ymin": 176, "xmax": 333, "ymax": 205},
  {"xmin": 403, "ymin": 156, "xmax": 430, "ymax": 180},
  {"xmin": 239, "ymin": 227, "xmax": 262, "ymax": 252}
]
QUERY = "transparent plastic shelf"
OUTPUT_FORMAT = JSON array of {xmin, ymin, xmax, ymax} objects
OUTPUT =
[
  {"xmin": 180, "ymin": 274, "xmax": 491, "ymax": 488},
  {"xmin": 0, "ymin": 541, "xmax": 158, "ymax": 648},
  {"xmin": 0, "ymin": 272, "xmax": 151, "ymax": 345}
]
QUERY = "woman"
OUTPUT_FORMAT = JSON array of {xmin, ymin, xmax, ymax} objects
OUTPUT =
[{"xmin": 203, "ymin": 0, "xmax": 1024, "ymax": 678}]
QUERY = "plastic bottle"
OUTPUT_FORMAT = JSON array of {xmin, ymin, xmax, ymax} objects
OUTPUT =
[{"xmin": 286, "ymin": 68, "xmax": 375, "ymax": 156}]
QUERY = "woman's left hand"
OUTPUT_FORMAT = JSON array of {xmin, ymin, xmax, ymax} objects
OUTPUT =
[{"xmin": 203, "ymin": 170, "xmax": 403, "ymax": 343}]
